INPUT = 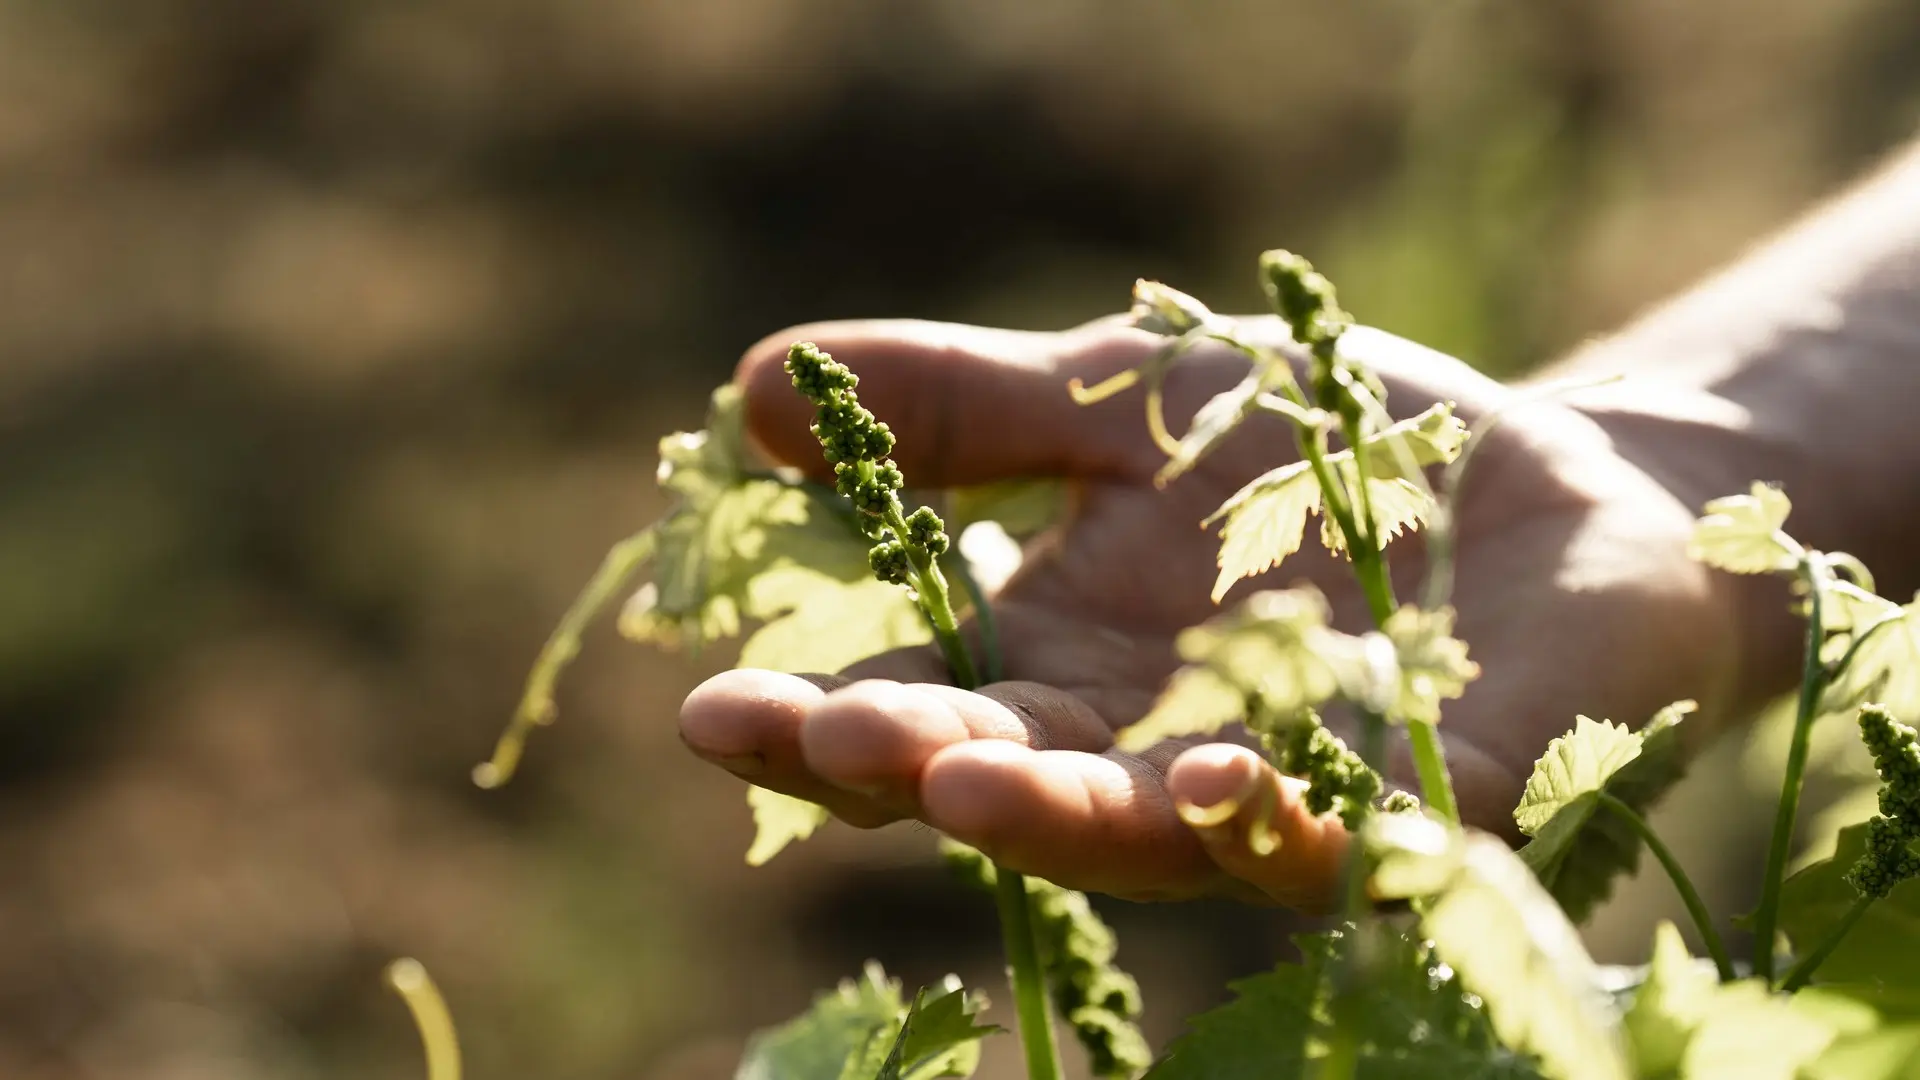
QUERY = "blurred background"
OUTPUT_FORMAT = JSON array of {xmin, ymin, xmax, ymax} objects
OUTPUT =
[{"xmin": 4, "ymin": 0, "xmax": 1919, "ymax": 1077}]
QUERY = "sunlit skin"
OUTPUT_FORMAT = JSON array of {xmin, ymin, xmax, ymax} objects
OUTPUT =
[{"xmin": 680, "ymin": 139, "xmax": 1920, "ymax": 914}]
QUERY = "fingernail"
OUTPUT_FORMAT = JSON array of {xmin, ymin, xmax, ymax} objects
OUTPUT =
[{"xmin": 1175, "ymin": 768, "xmax": 1264, "ymax": 828}]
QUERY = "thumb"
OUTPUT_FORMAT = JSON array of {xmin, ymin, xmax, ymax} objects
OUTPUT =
[{"xmin": 734, "ymin": 318, "xmax": 1184, "ymax": 486}]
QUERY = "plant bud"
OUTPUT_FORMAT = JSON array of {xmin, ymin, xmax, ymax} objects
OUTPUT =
[{"xmin": 1129, "ymin": 279, "xmax": 1214, "ymax": 337}]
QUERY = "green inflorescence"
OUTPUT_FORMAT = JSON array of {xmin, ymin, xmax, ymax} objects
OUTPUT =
[
  {"xmin": 1380, "ymin": 789, "xmax": 1423, "ymax": 815},
  {"xmin": 1847, "ymin": 705, "xmax": 1920, "ymax": 898},
  {"xmin": 785, "ymin": 341, "xmax": 958, "ymax": 629},
  {"xmin": 1274, "ymin": 716, "xmax": 1382, "ymax": 831},
  {"xmin": 942, "ymin": 843, "xmax": 1151, "ymax": 1080},
  {"xmin": 1260, "ymin": 249, "xmax": 1351, "ymax": 362}
]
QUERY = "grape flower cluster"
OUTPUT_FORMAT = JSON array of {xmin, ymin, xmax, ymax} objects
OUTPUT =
[
  {"xmin": 785, "ymin": 341, "xmax": 950, "ymax": 586},
  {"xmin": 1847, "ymin": 704, "xmax": 1920, "ymax": 898},
  {"xmin": 1277, "ymin": 716, "xmax": 1383, "ymax": 830}
]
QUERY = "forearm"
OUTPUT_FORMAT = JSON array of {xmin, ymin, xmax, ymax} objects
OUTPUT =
[{"xmin": 1538, "ymin": 138, "xmax": 1920, "ymax": 701}]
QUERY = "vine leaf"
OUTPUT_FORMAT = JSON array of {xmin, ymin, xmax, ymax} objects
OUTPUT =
[
  {"xmin": 739, "ymin": 571, "xmax": 932, "ymax": 675},
  {"xmin": 1370, "ymin": 816, "xmax": 1631, "ymax": 1080},
  {"xmin": 884, "ymin": 980, "xmax": 1000, "ymax": 1080},
  {"xmin": 1823, "ymin": 593, "xmax": 1920, "ymax": 719},
  {"xmin": 746, "ymin": 786, "xmax": 832, "ymax": 867},
  {"xmin": 1804, "ymin": 1022, "xmax": 1920, "ymax": 1079},
  {"xmin": 1117, "ymin": 587, "xmax": 1359, "ymax": 752},
  {"xmin": 1777, "ymin": 821, "xmax": 1920, "ymax": 1009},
  {"xmin": 1678, "ymin": 982, "xmax": 1875, "ymax": 1080},
  {"xmin": 1623, "ymin": 921, "xmax": 1716, "ymax": 1079},
  {"xmin": 1203, "ymin": 403, "xmax": 1465, "ymax": 600},
  {"xmin": 1142, "ymin": 959, "xmax": 1317, "ymax": 1079},
  {"xmin": 1514, "ymin": 703, "xmax": 1694, "ymax": 922},
  {"xmin": 1381, "ymin": 604, "xmax": 1479, "ymax": 725},
  {"xmin": 1145, "ymin": 926, "xmax": 1545, "ymax": 1080},
  {"xmin": 735, "ymin": 965, "xmax": 996, "ymax": 1080},
  {"xmin": 735, "ymin": 964, "xmax": 904, "ymax": 1080},
  {"xmin": 1318, "ymin": 471, "xmax": 1432, "ymax": 555},
  {"xmin": 1685, "ymin": 482, "xmax": 1799, "ymax": 574},
  {"xmin": 1207, "ymin": 462, "xmax": 1320, "ymax": 602}
]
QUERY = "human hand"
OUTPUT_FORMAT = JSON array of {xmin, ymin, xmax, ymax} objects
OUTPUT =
[{"xmin": 678, "ymin": 316, "xmax": 1740, "ymax": 913}]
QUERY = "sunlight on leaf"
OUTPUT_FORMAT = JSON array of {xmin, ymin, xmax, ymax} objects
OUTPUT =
[
  {"xmin": 1515, "ymin": 705, "xmax": 1693, "ymax": 922},
  {"xmin": 1680, "ymin": 981, "xmax": 1874, "ymax": 1080},
  {"xmin": 1623, "ymin": 921, "xmax": 1715, "ymax": 1078},
  {"xmin": 740, "ymin": 573, "xmax": 932, "ymax": 675},
  {"xmin": 1823, "ymin": 593, "xmax": 1920, "ymax": 720},
  {"xmin": 1382, "ymin": 604, "xmax": 1479, "ymax": 725},
  {"xmin": 1202, "ymin": 403, "xmax": 1465, "ymax": 599},
  {"xmin": 1686, "ymin": 482, "xmax": 1801, "ymax": 575},
  {"xmin": 1207, "ymin": 463, "xmax": 1320, "ymax": 602},
  {"xmin": 1318, "ymin": 473, "xmax": 1433, "ymax": 555},
  {"xmin": 1371, "ymin": 817, "xmax": 1631, "ymax": 1080},
  {"xmin": 745, "ymin": 786, "xmax": 831, "ymax": 867},
  {"xmin": 1119, "ymin": 588, "xmax": 1361, "ymax": 752}
]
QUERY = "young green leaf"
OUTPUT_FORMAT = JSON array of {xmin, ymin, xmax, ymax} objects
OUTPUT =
[
  {"xmin": 1203, "ymin": 403, "xmax": 1466, "ymax": 599},
  {"xmin": 1823, "ymin": 594, "xmax": 1920, "ymax": 719},
  {"xmin": 1381, "ymin": 604, "xmax": 1479, "ymax": 725},
  {"xmin": 1778, "ymin": 821, "xmax": 1920, "ymax": 1000},
  {"xmin": 873, "ymin": 979, "xmax": 1001, "ymax": 1080},
  {"xmin": 1117, "ymin": 587, "xmax": 1360, "ymax": 751},
  {"xmin": 739, "ymin": 572, "xmax": 933, "ymax": 675},
  {"xmin": 746, "ymin": 786, "xmax": 831, "ymax": 867},
  {"xmin": 735, "ymin": 964, "xmax": 905, "ymax": 1080},
  {"xmin": 1686, "ymin": 482, "xmax": 1801, "ymax": 574},
  {"xmin": 1370, "ymin": 816, "xmax": 1631, "ymax": 1080},
  {"xmin": 1804, "ymin": 1023, "xmax": 1920, "ymax": 1080},
  {"xmin": 1623, "ymin": 922, "xmax": 1717, "ymax": 1079},
  {"xmin": 1318, "ymin": 472, "xmax": 1432, "ymax": 555},
  {"xmin": 1514, "ymin": 704, "xmax": 1694, "ymax": 922},
  {"xmin": 1206, "ymin": 462, "xmax": 1321, "ymax": 602},
  {"xmin": 1678, "ymin": 981, "xmax": 1875, "ymax": 1080}
]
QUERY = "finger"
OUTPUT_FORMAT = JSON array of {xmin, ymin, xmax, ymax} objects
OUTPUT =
[
  {"xmin": 798, "ymin": 680, "xmax": 1114, "ymax": 815},
  {"xmin": 1165, "ymin": 742, "xmax": 1348, "ymax": 914},
  {"xmin": 734, "ymin": 319, "xmax": 1179, "ymax": 485},
  {"xmin": 678, "ymin": 669, "xmax": 897, "ymax": 828},
  {"xmin": 917, "ymin": 738, "xmax": 1267, "ymax": 902}
]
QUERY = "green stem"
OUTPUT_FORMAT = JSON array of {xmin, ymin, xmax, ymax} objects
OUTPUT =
[
  {"xmin": 1780, "ymin": 893, "xmax": 1875, "ymax": 992},
  {"xmin": 885, "ymin": 506, "xmax": 979, "ymax": 690},
  {"xmin": 1595, "ymin": 792, "xmax": 1735, "ymax": 981},
  {"xmin": 1405, "ymin": 721, "xmax": 1460, "ymax": 826},
  {"xmin": 1753, "ymin": 554, "xmax": 1830, "ymax": 985},
  {"xmin": 1328, "ymin": 406, "xmax": 1462, "ymax": 826},
  {"xmin": 1317, "ymin": 708, "xmax": 1388, "ymax": 1080},
  {"xmin": 885, "ymin": 503, "xmax": 1053, "ymax": 1078},
  {"xmin": 995, "ymin": 871, "xmax": 1063, "ymax": 1080},
  {"xmin": 948, "ymin": 554, "xmax": 1004, "ymax": 684}
]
